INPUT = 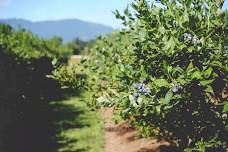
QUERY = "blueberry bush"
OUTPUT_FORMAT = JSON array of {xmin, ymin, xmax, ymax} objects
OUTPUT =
[
  {"xmin": 0, "ymin": 24, "xmax": 73, "ymax": 133},
  {"xmin": 48, "ymin": 60, "xmax": 87, "ymax": 90},
  {"xmin": 0, "ymin": 24, "xmax": 98, "ymax": 152},
  {"xmin": 83, "ymin": 0, "xmax": 228, "ymax": 151}
]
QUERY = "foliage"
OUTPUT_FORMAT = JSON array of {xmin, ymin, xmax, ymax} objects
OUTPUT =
[
  {"xmin": 0, "ymin": 24, "xmax": 72, "ymax": 120},
  {"xmin": 83, "ymin": 31, "xmax": 135, "ymax": 107},
  {"xmin": 45, "ymin": 36, "xmax": 73, "ymax": 59},
  {"xmin": 0, "ymin": 24, "xmax": 72, "ymax": 60},
  {"xmin": 48, "ymin": 60, "xmax": 87, "ymax": 90},
  {"xmin": 83, "ymin": 0, "xmax": 228, "ymax": 151},
  {"xmin": 66, "ymin": 38, "xmax": 95, "ymax": 55},
  {"xmin": 0, "ymin": 23, "xmax": 103, "ymax": 152}
]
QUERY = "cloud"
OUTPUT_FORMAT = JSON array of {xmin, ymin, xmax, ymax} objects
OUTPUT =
[{"xmin": 0, "ymin": 0, "xmax": 12, "ymax": 7}]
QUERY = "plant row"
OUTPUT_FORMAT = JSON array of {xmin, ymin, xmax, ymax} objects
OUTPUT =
[{"xmin": 83, "ymin": 0, "xmax": 228, "ymax": 151}]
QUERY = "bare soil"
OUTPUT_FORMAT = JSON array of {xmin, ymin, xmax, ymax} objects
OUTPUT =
[
  {"xmin": 102, "ymin": 108, "xmax": 173, "ymax": 152},
  {"xmin": 68, "ymin": 55, "xmax": 83, "ymax": 64}
]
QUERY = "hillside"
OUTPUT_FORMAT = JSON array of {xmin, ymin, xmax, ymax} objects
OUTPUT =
[{"xmin": 0, "ymin": 18, "xmax": 114, "ymax": 42}]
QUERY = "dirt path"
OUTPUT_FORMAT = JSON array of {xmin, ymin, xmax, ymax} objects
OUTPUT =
[{"xmin": 102, "ymin": 108, "xmax": 171, "ymax": 152}]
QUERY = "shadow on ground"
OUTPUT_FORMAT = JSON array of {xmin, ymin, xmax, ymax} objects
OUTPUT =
[{"xmin": 0, "ymin": 91, "xmax": 89, "ymax": 152}]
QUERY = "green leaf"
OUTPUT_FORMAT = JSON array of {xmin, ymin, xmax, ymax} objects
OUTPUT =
[
  {"xmin": 167, "ymin": 66, "xmax": 173, "ymax": 74},
  {"xmin": 184, "ymin": 148, "xmax": 193, "ymax": 152},
  {"xmin": 177, "ymin": 78, "xmax": 187, "ymax": 85},
  {"xmin": 186, "ymin": 46, "xmax": 195, "ymax": 53},
  {"xmin": 205, "ymin": 86, "xmax": 214, "ymax": 93},
  {"xmin": 200, "ymin": 79, "xmax": 214, "ymax": 86},
  {"xmin": 172, "ymin": 67, "xmax": 184, "ymax": 76},
  {"xmin": 164, "ymin": 90, "xmax": 173, "ymax": 104},
  {"xmin": 123, "ymin": 97, "xmax": 130, "ymax": 108},
  {"xmin": 163, "ymin": 105, "xmax": 174, "ymax": 110},
  {"xmin": 120, "ymin": 64, "xmax": 125, "ymax": 72},
  {"xmin": 97, "ymin": 96, "xmax": 110, "ymax": 105},
  {"xmin": 204, "ymin": 67, "xmax": 213, "ymax": 77},
  {"xmin": 223, "ymin": 102, "xmax": 228, "ymax": 113},
  {"xmin": 158, "ymin": 26, "xmax": 166, "ymax": 34},
  {"xmin": 137, "ymin": 97, "xmax": 143, "ymax": 105},
  {"xmin": 165, "ymin": 36, "xmax": 175, "ymax": 51},
  {"xmin": 153, "ymin": 79, "xmax": 169, "ymax": 87},
  {"xmin": 192, "ymin": 71, "xmax": 202, "ymax": 79},
  {"xmin": 129, "ymin": 95, "xmax": 141, "ymax": 108},
  {"xmin": 124, "ymin": 6, "xmax": 130, "ymax": 16},
  {"xmin": 155, "ymin": 105, "xmax": 161, "ymax": 115},
  {"xmin": 122, "ymin": 108, "xmax": 131, "ymax": 115},
  {"xmin": 187, "ymin": 61, "xmax": 193, "ymax": 70},
  {"xmin": 162, "ymin": 60, "xmax": 168, "ymax": 71},
  {"xmin": 210, "ymin": 61, "xmax": 222, "ymax": 67},
  {"xmin": 182, "ymin": 9, "xmax": 189, "ymax": 22},
  {"xmin": 192, "ymin": 111, "xmax": 199, "ymax": 115},
  {"xmin": 52, "ymin": 58, "xmax": 58, "ymax": 65},
  {"xmin": 172, "ymin": 94, "xmax": 182, "ymax": 99}
]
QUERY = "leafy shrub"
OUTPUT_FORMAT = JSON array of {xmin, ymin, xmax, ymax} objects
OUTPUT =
[
  {"xmin": 0, "ymin": 24, "xmax": 72, "ymax": 60},
  {"xmin": 0, "ymin": 24, "xmax": 71, "ymax": 117},
  {"xmin": 84, "ymin": 0, "xmax": 228, "ymax": 151},
  {"xmin": 48, "ymin": 60, "xmax": 87, "ymax": 90}
]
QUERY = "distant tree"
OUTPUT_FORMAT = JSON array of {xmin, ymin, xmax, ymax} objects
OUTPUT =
[
  {"xmin": 49, "ymin": 36, "xmax": 63, "ymax": 46},
  {"xmin": 45, "ymin": 36, "xmax": 73, "ymax": 58},
  {"xmin": 67, "ymin": 38, "xmax": 94, "ymax": 55}
]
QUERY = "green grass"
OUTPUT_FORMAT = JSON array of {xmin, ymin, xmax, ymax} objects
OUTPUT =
[{"xmin": 50, "ymin": 92, "xmax": 103, "ymax": 152}]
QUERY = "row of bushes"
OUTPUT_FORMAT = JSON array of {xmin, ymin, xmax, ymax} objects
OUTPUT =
[
  {"xmin": 0, "ymin": 24, "xmax": 74, "ymax": 143},
  {"xmin": 81, "ymin": 0, "xmax": 227, "ymax": 151},
  {"xmin": 0, "ymin": 24, "xmax": 73, "ymax": 102}
]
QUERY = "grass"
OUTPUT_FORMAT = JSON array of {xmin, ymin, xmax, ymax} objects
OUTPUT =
[
  {"xmin": 50, "ymin": 91, "xmax": 104, "ymax": 152},
  {"xmin": 0, "ymin": 90, "xmax": 103, "ymax": 152}
]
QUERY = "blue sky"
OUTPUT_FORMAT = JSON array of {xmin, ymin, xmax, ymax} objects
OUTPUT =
[
  {"xmin": 0, "ymin": 0, "xmax": 132, "ymax": 28},
  {"xmin": 0, "ymin": 0, "xmax": 227, "ymax": 28}
]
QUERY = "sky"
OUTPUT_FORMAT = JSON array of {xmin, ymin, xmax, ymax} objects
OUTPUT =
[{"xmin": 0, "ymin": 0, "xmax": 227, "ymax": 28}]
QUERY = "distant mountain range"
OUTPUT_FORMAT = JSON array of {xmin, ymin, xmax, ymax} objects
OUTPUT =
[{"xmin": 0, "ymin": 18, "xmax": 114, "ymax": 42}]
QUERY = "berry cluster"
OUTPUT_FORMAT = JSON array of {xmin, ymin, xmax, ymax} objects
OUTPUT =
[
  {"xmin": 133, "ymin": 92, "xmax": 139, "ymax": 99},
  {"xmin": 133, "ymin": 82, "xmax": 151, "ymax": 95},
  {"xmin": 183, "ymin": 33, "xmax": 201, "ymax": 45},
  {"xmin": 171, "ymin": 84, "xmax": 183, "ymax": 93}
]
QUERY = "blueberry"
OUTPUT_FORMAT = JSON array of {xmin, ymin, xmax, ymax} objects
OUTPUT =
[
  {"xmin": 140, "ymin": 87, "xmax": 151, "ymax": 95},
  {"xmin": 145, "ymin": 89, "xmax": 151, "ymax": 95},
  {"xmin": 192, "ymin": 36, "xmax": 200, "ymax": 45},
  {"xmin": 142, "ymin": 88, "xmax": 148, "ymax": 93},
  {"xmin": 172, "ymin": 86, "xmax": 179, "ymax": 93},
  {"xmin": 172, "ymin": 84, "xmax": 183, "ymax": 93},
  {"xmin": 187, "ymin": 35, "xmax": 192, "ymax": 41},
  {"xmin": 133, "ymin": 92, "xmax": 139, "ymax": 98},
  {"xmin": 138, "ymin": 83, "xmax": 145, "ymax": 89},
  {"xmin": 192, "ymin": 36, "xmax": 198, "ymax": 44},
  {"xmin": 142, "ymin": 78, "xmax": 149, "ymax": 83},
  {"xmin": 196, "ymin": 39, "xmax": 201, "ymax": 44},
  {"xmin": 183, "ymin": 33, "xmax": 189, "ymax": 39},
  {"xmin": 139, "ymin": 88, "xmax": 143, "ymax": 92},
  {"xmin": 133, "ymin": 83, "xmax": 139, "ymax": 89},
  {"xmin": 183, "ymin": 33, "xmax": 191, "ymax": 40},
  {"xmin": 178, "ymin": 85, "xmax": 183, "ymax": 90}
]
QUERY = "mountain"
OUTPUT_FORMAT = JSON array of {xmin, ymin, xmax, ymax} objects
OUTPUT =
[{"xmin": 0, "ymin": 18, "xmax": 114, "ymax": 42}]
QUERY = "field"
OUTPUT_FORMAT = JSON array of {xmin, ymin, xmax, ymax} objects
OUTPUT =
[{"xmin": 0, "ymin": 1, "xmax": 227, "ymax": 152}]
